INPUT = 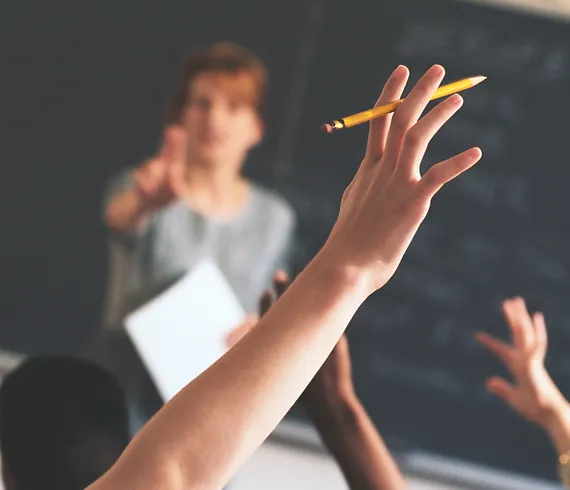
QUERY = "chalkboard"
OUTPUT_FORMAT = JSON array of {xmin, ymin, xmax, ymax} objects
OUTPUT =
[
  {"xmin": 254, "ymin": 0, "xmax": 570, "ymax": 481},
  {"xmin": 0, "ymin": 0, "xmax": 306, "ymax": 353}
]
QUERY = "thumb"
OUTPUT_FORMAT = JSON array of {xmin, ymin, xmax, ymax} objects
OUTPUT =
[{"xmin": 486, "ymin": 376, "xmax": 517, "ymax": 406}]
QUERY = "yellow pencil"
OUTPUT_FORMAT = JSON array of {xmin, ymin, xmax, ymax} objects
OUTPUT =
[{"xmin": 321, "ymin": 75, "xmax": 486, "ymax": 133}]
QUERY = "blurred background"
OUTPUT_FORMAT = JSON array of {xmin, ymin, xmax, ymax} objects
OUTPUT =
[{"xmin": 1, "ymin": 0, "xmax": 570, "ymax": 488}]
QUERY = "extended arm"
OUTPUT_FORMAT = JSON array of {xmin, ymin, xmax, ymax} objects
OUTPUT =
[{"xmin": 88, "ymin": 65, "xmax": 480, "ymax": 490}]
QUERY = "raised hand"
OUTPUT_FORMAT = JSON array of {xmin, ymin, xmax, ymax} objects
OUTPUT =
[
  {"xmin": 476, "ymin": 297, "xmax": 566, "ymax": 426},
  {"xmin": 90, "ymin": 66, "xmax": 480, "ymax": 490},
  {"xmin": 324, "ymin": 65, "xmax": 482, "ymax": 293},
  {"xmin": 131, "ymin": 125, "xmax": 187, "ymax": 210}
]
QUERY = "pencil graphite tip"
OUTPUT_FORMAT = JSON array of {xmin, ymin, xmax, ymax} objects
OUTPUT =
[{"xmin": 470, "ymin": 75, "xmax": 487, "ymax": 86}]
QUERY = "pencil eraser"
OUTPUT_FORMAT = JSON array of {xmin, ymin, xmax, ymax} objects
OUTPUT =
[{"xmin": 321, "ymin": 123, "xmax": 333, "ymax": 134}]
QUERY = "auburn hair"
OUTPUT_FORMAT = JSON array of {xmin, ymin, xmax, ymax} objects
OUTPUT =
[{"xmin": 164, "ymin": 42, "xmax": 268, "ymax": 125}]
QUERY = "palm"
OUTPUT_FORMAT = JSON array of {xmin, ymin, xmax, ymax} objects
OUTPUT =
[{"xmin": 334, "ymin": 177, "xmax": 430, "ymax": 287}]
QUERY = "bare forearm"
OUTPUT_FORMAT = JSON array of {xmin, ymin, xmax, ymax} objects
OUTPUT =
[
  {"xmin": 104, "ymin": 188, "xmax": 151, "ymax": 232},
  {"xmin": 543, "ymin": 397, "xmax": 570, "ymax": 456},
  {"xmin": 306, "ymin": 392, "xmax": 406, "ymax": 490},
  {"xmin": 92, "ymin": 251, "xmax": 370, "ymax": 490}
]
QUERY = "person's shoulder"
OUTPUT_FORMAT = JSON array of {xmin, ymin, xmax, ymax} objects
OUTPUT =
[{"xmin": 251, "ymin": 183, "xmax": 296, "ymax": 226}]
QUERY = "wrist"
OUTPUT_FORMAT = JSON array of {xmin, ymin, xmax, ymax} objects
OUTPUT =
[
  {"xmin": 330, "ymin": 387, "xmax": 360, "ymax": 413},
  {"xmin": 304, "ymin": 377, "xmax": 356, "ymax": 404},
  {"xmin": 305, "ymin": 386, "xmax": 362, "ymax": 424},
  {"xmin": 313, "ymin": 245, "xmax": 375, "ymax": 300},
  {"xmin": 540, "ymin": 394, "xmax": 570, "ymax": 446}
]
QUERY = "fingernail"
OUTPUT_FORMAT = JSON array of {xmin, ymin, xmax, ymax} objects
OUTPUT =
[
  {"xmin": 449, "ymin": 94, "xmax": 463, "ymax": 105},
  {"xmin": 429, "ymin": 65, "xmax": 445, "ymax": 77},
  {"xmin": 470, "ymin": 147, "xmax": 482, "ymax": 159}
]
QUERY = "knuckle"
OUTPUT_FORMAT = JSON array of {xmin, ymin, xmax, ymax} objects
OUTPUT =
[
  {"xmin": 404, "ymin": 124, "xmax": 425, "ymax": 147},
  {"xmin": 391, "ymin": 109, "xmax": 409, "ymax": 132},
  {"xmin": 341, "ymin": 184, "xmax": 353, "ymax": 205},
  {"xmin": 422, "ymin": 166, "xmax": 440, "ymax": 187}
]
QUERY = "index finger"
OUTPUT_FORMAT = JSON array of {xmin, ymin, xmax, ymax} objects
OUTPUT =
[
  {"xmin": 382, "ymin": 65, "xmax": 445, "ymax": 173},
  {"xmin": 366, "ymin": 65, "xmax": 409, "ymax": 161}
]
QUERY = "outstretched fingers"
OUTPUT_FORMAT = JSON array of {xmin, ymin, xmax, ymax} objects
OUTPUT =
[
  {"xmin": 396, "ymin": 94, "xmax": 464, "ymax": 180},
  {"xmin": 486, "ymin": 376, "xmax": 517, "ymax": 406},
  {"xmin": 417, "ymin": 147, "xmax": 482, "ymax": 199},
  {"xmin": 475, "ymin": 331, "xmax": 513, "ymax": 367},
  {"xmin": 381, "ymin": 65, "xmax": 446, "ymax": 173}
]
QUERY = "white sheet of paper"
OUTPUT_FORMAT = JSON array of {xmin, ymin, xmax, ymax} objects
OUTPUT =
[{"xmin": 125, "ymin": 258, "xmax": 245, "ymax": 402}]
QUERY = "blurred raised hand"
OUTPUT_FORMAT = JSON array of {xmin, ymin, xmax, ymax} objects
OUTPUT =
[
  {"xmin": 476, "ymin": 297, "xmax": 564, "ymax": 425},
  {"xmin": 131, "ymin": 125, "xmax": 187, "ymax": 210},
  {"xmin": 105, "ymin": 125, "xmax": 188, "ymax": 232},
  {"xmin": 476, "ymin": 297, "xmax": 570, "ymax": 460}
]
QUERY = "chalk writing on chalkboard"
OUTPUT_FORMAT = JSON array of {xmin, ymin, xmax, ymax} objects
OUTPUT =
[
  {"xmin": 269, "ymin": 0, "xmax": 570, "ymax": 479},
  {"xmin": 396, "ymin": 18, "xmax": 570, "ymax": 83}
]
